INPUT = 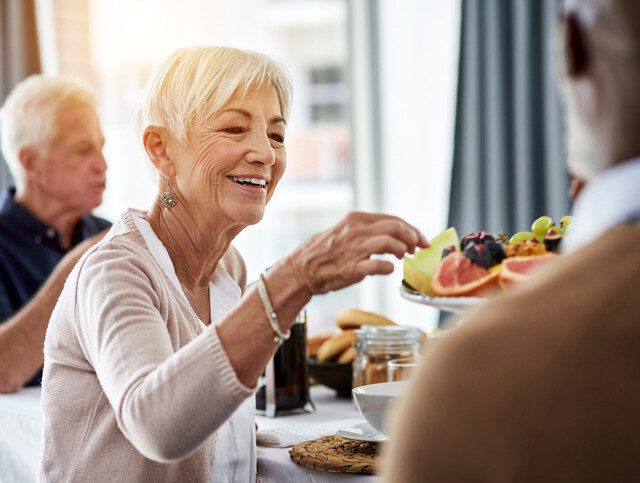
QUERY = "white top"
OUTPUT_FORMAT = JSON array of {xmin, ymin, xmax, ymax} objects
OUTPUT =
[
  {"xmin": 563, "ymin": 158, "xmax": 640, "ymax": 253},
  {"xmin": 132, "ymin": 215, "xmax": 256, "ymax": 483}
]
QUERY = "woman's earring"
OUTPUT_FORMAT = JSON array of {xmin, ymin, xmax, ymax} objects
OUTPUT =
[{"xmin": 159, "ymin": 181, "xmax": 177, "ymax": 208}]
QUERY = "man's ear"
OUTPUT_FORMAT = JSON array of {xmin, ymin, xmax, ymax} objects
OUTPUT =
[
  {"xmin": 17, "ymin": 146, "xmax": 40, "ymax": 179},
  {"xmin": 564, "ymin": 13, "xmax": 589, "ymax": 78},
  {"xmin": 143, "ymin": 126, "xmax": 176, "ymax": 179}
]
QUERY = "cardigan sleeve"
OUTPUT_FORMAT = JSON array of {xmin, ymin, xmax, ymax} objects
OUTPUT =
[{"xmin": 73, "ymin": 242, "xmax": 253, "ymax": 463}]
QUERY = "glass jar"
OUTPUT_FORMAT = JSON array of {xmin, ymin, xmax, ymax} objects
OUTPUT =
[{"xmin": 352, "ymin": 325, "xmax": 421, "ymax": 388}]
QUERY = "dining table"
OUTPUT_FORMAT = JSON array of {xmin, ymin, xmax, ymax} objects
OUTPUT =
[
  {"xmin": 256, "ymin": 385, "xmax": 378, "ymax": 482},
  {"xmin": 0, "ymin": 385, "xmax": 379, "ymax": 482}
]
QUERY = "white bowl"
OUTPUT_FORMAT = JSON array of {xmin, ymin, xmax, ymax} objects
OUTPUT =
[{"xmin": 352, "ymin": 381, "xmax": 409, "ymax": 436}]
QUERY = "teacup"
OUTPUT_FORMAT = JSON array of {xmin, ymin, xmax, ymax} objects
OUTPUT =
[{"xmin": 352, "ymin": 381, "xmax": 409, "ymax": 436}]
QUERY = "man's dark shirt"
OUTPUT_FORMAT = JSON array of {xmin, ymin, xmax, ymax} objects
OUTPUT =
[{"xmin": 0, "ymin": 187, "xmax": 111, "ymax": 386}]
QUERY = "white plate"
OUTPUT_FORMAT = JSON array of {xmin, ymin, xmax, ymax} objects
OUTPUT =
[
  {"xmin": 400, "ymin": 284, "xmax": 485, "ymax": 313},
  {"xmin": 337, "ymin": 422, "xmax": 389, "ymax": 442}
]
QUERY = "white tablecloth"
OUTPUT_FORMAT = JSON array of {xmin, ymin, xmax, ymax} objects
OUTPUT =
[
  {"xmin": 0, "ymin": 386, "xmax": 378, "ymax": 482},
  {"xmin": 256, "ymin": 386, "xmax": 377, "ymax": 482},
  {"xmin": 0, "ymin": 387, "xmax": 42, "ymax": 482}
]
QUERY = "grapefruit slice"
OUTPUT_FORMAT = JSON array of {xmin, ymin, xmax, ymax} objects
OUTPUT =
[
  {"xmin": 500, "ymin": 254, "xmax": 558, "ymax": 287},
  {"xmin": 403, "ymin": 227, "xmax": 459, "ymax": 295},
  {"xmin": 431, "ymin": 252, "xmax": 500, "ymax": 297}
]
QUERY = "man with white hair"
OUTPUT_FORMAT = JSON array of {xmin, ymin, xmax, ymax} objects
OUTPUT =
[
  {"xmin": 0, "ymin": 75, "xmax": 110, "ymax": 392},
  {"xmin": 384, "ymin": 0, "xmax": 640, "ymax": 481}
]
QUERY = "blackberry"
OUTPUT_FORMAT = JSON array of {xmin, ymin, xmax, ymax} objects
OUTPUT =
[{"xmin": 463, "ymin": 243, "xmax": 489, "ymax": 268}]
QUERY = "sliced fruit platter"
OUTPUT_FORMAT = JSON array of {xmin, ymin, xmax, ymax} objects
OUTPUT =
[{"xmin": 401, "ymin": 216, "xmax": 572, "ymax": 312}]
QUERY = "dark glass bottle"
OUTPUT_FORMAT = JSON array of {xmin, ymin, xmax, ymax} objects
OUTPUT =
[{"xmin": 256, "ymin": 311, "xmax": 312, "ymax": 415}]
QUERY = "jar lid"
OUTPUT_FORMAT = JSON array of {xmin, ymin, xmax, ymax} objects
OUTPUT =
[{"xmin": 356, "ymin": 325, "xmax": 420, "ymax": 345}]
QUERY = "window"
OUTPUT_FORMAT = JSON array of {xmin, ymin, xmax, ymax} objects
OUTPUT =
[{"xmin": 308, "ymin": 65, "xmax": 347, "ymax": 125}]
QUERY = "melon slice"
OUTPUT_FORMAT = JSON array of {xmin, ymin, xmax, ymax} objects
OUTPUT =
[{"xmin": 403, "ymin": 227, "xmax": 459, "ymax": 295}]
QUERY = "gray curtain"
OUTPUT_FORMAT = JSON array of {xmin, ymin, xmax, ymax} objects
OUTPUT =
[
  {"xmin": 0, "ymin": 0, "xmax": 41, "ymax": 188},
  {"xmin": 448, "ymin": 0, "xmax": 570, "ymax": 237}
]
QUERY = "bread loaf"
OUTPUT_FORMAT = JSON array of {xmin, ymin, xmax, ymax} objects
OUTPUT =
[
  {"xmin": 336, "ymin": 308, "xmax": 396, "ymax": 330},
  {"xmin": 337, "ymin": 345, "xmax": 357, "ymax": 364},
  {"xmin": 307, "ymin": 332, "xmax": 335, "ymax": 358},
  {"xmin": 316, "ymin": 331, "xmax": 356, "ymax": 362}
]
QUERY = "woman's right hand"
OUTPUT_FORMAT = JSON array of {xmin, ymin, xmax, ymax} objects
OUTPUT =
[
  {"xmin": 284, "ymin": 211, "xmax": 429, "ymax": 296},
  {"xmin": 218, "ymin": 212, "xmax": 427, "ymax": 389}
]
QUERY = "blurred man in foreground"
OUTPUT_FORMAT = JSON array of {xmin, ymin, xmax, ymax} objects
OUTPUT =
[
  {"xmin": 384, "ymin": 0, "xmax": 640, "ymax": 481},
  {"xmin": 0, "ymin": 76, "xmax": 110, "ymax": 392}
]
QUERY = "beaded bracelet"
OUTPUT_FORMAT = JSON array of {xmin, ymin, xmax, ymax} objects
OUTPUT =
[{"xmin": 257, "ymin": 274, "xmax": 291, "ymax": 346}]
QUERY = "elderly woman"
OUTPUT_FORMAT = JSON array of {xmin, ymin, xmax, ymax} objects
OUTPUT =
[{"xmin": 40, "ymin": 46, "xmax": 427, "ymax": 482}]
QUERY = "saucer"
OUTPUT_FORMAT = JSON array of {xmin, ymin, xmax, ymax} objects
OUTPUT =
[{"xmin": 337, "ymin": 422, "xmax": 389, "ymax": 442}]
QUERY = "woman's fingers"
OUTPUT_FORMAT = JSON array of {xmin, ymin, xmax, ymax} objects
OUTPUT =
[
  {"xmin": 415, "ymin": 228, "xmax": 429, "ymax": 248},
  {"xmin": 353, "ymin": 258, "xmax": 395, "ymax": 278},
  {"xmin": 342, "ymin": 212, "xmax": 424, "ymax": 242},
  {"xmin": 357, "ymin": 235, "xmax": 409, "ymax": 260},
  {"xmin": 341, "ymin": 211, "xmax": 400, "ymax": 225},
  {"xmin": 363, "ymin": 219, "xmax": 425, "ymax": 252},
  {"xmin": 286, "ymin": 211, "xmax": 430, "ymax": 296},
  {"xmin": 343, "ymin": 213, "xmax": 428, "ymax": 250}
]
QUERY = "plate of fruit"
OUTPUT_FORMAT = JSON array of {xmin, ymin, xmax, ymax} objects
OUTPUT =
[{"xmin": 401, "ymin": 216, "xmax": 572, "ymax": 313}]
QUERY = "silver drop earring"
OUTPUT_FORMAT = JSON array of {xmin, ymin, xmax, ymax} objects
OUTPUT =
[{"xmin": 159, "ymin": 180, "xmax": 177, "ymax": 208}]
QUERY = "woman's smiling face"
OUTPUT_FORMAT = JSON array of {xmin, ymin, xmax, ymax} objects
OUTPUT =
[{"xmin": 171, "ymin": 84, "xmax": 286, "ymax": 227}]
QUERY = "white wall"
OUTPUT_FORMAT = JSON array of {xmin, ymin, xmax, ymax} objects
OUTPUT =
[{"xmin": 377, "ymin": 0, "xmax": 461, "ymax": 331}]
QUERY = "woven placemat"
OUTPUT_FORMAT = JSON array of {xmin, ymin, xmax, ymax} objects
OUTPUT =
[{"xmin": 289, "ymin": 435, "xmax": 380, "ymax": 474}]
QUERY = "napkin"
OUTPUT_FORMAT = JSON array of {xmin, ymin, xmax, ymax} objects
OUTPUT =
[{"xmin": 256, "ymin": 418, "xmax": 363, "ymax": 448}]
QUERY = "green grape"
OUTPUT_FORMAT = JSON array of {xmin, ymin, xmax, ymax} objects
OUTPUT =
[
  {"xmin": 531, "ymin": 216, "xmax": 553, "ymax": 238},
  {"xmin": 546, "ymin": 225, "xmax": 565, "ymax": 237},
  {"xmin": 560, "ymin": 215, "xmax": 574, "ymax": 230},
  {"xmin": 509, "ymin": 231, "xmax": 534, "ymax": 245}
]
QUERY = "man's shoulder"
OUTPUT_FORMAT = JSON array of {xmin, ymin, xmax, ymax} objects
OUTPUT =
[
  {"xmin": 0, "ymin": 206, "xmax": 28, "ymax": 244},
  {"xmin": 89, "ymin": 214, "xmax": 111, "ymax": 229},
  {"xmin": 83, "ymin": 213, "xmax": 112, "ymax": 234}
]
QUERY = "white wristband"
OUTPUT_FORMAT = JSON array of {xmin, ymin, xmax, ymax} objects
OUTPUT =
[{"xmin": 257, "ymin": 274, "xmax": 290, "ymax": 346}]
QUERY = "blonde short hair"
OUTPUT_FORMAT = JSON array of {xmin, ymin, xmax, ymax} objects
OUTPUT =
[
  {"xmin": 0, "ymin": 75, "xmax": 96, "ymax": 189},
  {"xmin": 135, "ymin": 46, "xmax": 293, "ymax": 146}
]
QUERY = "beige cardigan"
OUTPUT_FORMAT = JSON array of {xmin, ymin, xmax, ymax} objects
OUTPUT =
[{"xmin": 40, "ymin": 209, "xmax": 253, "ymax": 482}]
